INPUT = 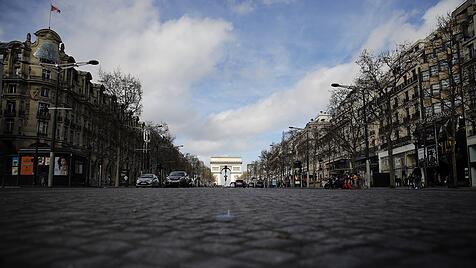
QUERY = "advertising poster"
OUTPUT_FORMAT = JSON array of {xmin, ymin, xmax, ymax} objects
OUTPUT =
[
  {"xmin": 54, "ymin": 156, "xmax": 68, "ymax": 176},
  {"xmin": 37, "ymin": 157, "xmax": 46, "ymax": 166},
  {"xmin": 20, "ymin": 156, "xmax": 34, "ymax": 175},
  {"xmin": 12, "ymin": 156, "xmax": 19, "ymax": 167},
  {"xmin": 427, "ymin": 145, "xmax": 438, "ymax": 167},
  {"xmin": 11, "ymin": 167, "xmax": 18, "ymax": 175},
  {"xmin": 417, "ymin": 148, "xmax": 426, "ymax": 167}
]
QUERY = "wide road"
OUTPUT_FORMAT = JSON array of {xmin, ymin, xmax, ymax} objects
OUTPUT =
[{"xmin": 1, "ymin": 187, "xmax": 476, "ymax": 268}]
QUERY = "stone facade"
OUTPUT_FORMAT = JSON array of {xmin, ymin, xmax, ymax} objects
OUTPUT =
[{"xmin": 0, "ymin": 29, "xmax": 143, "ymax": 186}]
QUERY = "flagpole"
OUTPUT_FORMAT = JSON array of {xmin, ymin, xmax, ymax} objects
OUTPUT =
[{"xmin": 49, "ymin": 8, "xmax": 52, "ymax": 29}]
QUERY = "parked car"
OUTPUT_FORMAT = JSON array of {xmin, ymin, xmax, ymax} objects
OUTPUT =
[
  {"xmin": 248, "ymin": 182, "xmax": 255, "ymax": 188},
  {"xmin": 255, "ymin": 180, "xmax": 265, "ymax": 188},
  {"xmin": 165, "ymin": 171, "xmax": 189, "ymax": 187},
  {"xmin": 136, "ymin": 174, "xmax": 159, "ymax": 187},
  {"xmin": 235, "ymin": 179, "xmax": 246, "ymax": 188}
]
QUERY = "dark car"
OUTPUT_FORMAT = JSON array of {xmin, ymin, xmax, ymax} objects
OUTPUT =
[
  {"xmin": 235, "ymin": 179, "xmax": 246, "ymax": 188},
  {"xmin": 166, "ymin": 171, "xmax": 189, "ymax": 187},
  {"xmin": 136, "ymin": 174, "xmax": 160, "ymax": 187},
  {"xmin": 248, "ymin": 182, "xmax": 255, "ymax": 188},
  {"xmin": 255, "ymin": 180, "xmax": 265, "ymax": 188}
]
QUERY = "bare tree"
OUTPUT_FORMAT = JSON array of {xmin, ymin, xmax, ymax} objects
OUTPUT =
[
  {"xmin": 357, "ymin": 44, "xmax": 419, "ymax": 187},
  {"xmin": 426, "ymin": 14, "xmax": 466, "ymax": 187},
  {"xmin": 328, "ymin": 87, "xmax": 365, "ymax": 172},
  {"xmin": 99, "ymin": 68, "xmax": 143, "ymax": 117}
]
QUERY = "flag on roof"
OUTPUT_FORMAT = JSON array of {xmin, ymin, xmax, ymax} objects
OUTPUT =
[{"xmin": 50, "ymin": 4, "xmax": 61, "ymax": 13}]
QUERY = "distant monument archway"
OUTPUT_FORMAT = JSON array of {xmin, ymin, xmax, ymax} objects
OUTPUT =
[{"xmin": 210, "ymin": 157, "xmax": 242, "ymax": 186}]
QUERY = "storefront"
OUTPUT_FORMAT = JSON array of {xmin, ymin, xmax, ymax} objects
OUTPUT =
[
  {"xmin": 415, "ymin": 120, "xmax": 469, "ymax": 187},
  {"xmin": 378, "ymin": 143, "xmax": 417, "ymax": 185},
  {"xmin": 14, "ymin": 148, "xmax": 89, "ymax": 186}
]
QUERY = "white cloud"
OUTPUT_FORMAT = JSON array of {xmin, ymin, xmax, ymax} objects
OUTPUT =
[
  {"xmin": 188, "ymin": 0, "xmax": 465, "ymax": 163},
  {"xmin": 230, "ymin": 1, "xmax": 256, "ymax": 15},
  {"xmin": 48, "ymin": 0, "xmax": 233, "ymax": 133},
  {"xmin": 262, "ymin": 0, "xmax": 296, "ymax": 6},
  {"xmin": 362, "ymin": 0, "xmax": 464, "ymax": 52}
]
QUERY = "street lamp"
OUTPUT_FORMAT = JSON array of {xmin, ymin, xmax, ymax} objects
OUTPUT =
[
  {"xmin": 331, "ymin": 82, "xmax": 370, "ymax": 188},
  {"xmin": 38, "ymin": 60, "xmax": 99, "ymax": 187},
  {"xmin": 289, "ymin": 126, "xmax": 309, "ymax": 188}
]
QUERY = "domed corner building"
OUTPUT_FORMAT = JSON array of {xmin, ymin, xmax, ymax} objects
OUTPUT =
[{"xmin": 0, "ymin": 29, "xmax": 143, "ymax": 187}]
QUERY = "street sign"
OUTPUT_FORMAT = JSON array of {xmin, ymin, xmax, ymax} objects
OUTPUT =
[
  {"xmin": 426, "ymin": 144, "xmax": 438, "ymax": 167},
  {"xmin": 143, "ymin": 130, "xmax": 150, "ymax": 143}
]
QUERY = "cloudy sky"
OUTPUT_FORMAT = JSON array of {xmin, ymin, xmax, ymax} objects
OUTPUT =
[{"xmin": 0, "ymin": 0, "xmax": 464, "ymax": 166}]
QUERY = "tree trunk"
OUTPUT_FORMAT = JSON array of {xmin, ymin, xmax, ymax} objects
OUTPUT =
[
  {"xmin": 115, "ymin": 132, "xmax": 121, "ymax": 187},
  {"xmin": 386, "ymin": 96, "xmax": 396, "ymax": 188},
  {"xmin": 451, "ymin": 118, "xmax": 458, "ymax": 187}
]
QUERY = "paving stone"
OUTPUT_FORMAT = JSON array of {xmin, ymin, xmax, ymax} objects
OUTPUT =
[
  {"xmin": 233, "ymin": 249, "xmax": 296, "ymax": 265},
  {"xmin": 1, "ymin": 188, "xmax": 476, "ymax": 267}
]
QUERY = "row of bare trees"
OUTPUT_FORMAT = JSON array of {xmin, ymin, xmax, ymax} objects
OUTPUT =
[
  {"xmin": 253, "ymin": 13, "xmax": 472, "ymax": 188},
  {"xmin": 327, "ymin": 14, "xmax": 469, "ymax": 187},
  {"xmin": 99, "ymin": 68, "xmax": 214, "ymax": 186}
]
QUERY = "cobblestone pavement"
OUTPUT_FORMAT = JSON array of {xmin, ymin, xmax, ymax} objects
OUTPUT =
[{"xmin": 1, "ymin": 187, "xmax": 476, "ymax": 268}]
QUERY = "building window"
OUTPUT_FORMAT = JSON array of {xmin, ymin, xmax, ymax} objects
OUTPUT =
[
  {"xmin": 439, "ymin": 61, "xmax": 448, "ymax": 71},
  {"xmin": 63, "ymin": 127, "xmax": 68, "ymax": 141},
  {"xmin": 443, "ymin": 100, "xmax": 451, "ymax": 111},
  {"xmin": 430, "ymin": 65, "xmax": 438, "ymax": 76},
  {"xmin": 38, "ymin": 103, "xmax": 49, "ymax": 114},
  {"xmin": 7, "ymin": 85, "xmax": 16, "ymax": 94},
  {"xmin": 5, "ymin": 119, "xmax": 14, "ymax": 133},
  {"xmin": 40, "ymin": 88, "xmax": 49, "ymax": 97},
  {"xmin": 431, "ymin": 84, "xmax": 440, "ymax": 96},
  {"xmin": 70, "ymin": 130, "xmax": 74, "ymax": 144},
  {"xmin": 441, "ymin": 79, "xmax": 449, "ymax": 89},
  {"xmin": 42, "ymin": 69, "xmax": 51, "ymax": 80},
  {"xmin": 427, "ymin": 52, "xmax": 436, "ymax": 61},
  {"xmin": 421, "ymin": 70, "xmax": 430, "ymax": 81},
  {"xmin": 453, "ymin": 74, "xmax": 460, "ymax": 85},
  {"xmin": 452, "ymin": 53, "xmax": 459, "ymax": 64},
  {"xmin": 6, "ymin": 101, "xmax": 16, "ymax": 113},
  {"xmin": 39, "ymin": 121, "xmax": 48, "ymax": 135},
  {"xmin": 15, "ymin": 67, "xmax": 21, "ymax": 76},
  {"xmin": 433, "ymin": 102, "xmax": 442, "ymax": 114}
]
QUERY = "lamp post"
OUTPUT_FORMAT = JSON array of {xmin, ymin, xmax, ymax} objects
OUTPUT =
[
  {"xmin": 331, "ymin": 83, "xmax": 370, "ymax": 188},
  {"xmin": 33, "ymin": 106, "xmax": 48, "ymax": 185},
  {"xmin": 289, "ymin": 126, "xmax": 309, "ymax": 188},
  {"xmin": 40, "ymin": 60, "xmax": 99, "ymax": 187}
]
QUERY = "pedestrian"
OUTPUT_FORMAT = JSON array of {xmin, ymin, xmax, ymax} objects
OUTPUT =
[
  {"xmin": 411, "ymin": 168, "xmax": 422, "ymax": 189},
  {"xmin": 352, "ymin": 174, "xmax": 358, "ymax": 189},
  {"xmin": 40, "ymin": 174, "xmax": 46, "ymax": 187},
  {"xmin": 395, "ymin": 175, "xmax": 401, "ymax": 187},
  {"xmin": 123, "ymin": 175, "xmax": 128, "ymax": 186}
]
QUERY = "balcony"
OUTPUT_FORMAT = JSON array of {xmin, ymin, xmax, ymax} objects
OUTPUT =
[
  {"xmin": 3, "ymin": 110, "xmax": 16, "ymax": 117},
  {"xmin": 37, "ymin": 111, "xmax": 51, "ymax": 120}
]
